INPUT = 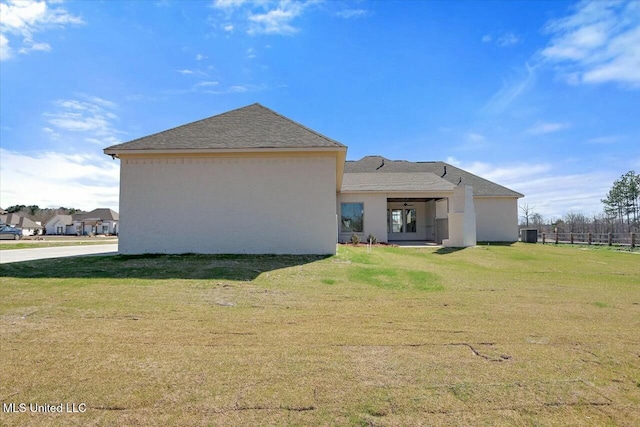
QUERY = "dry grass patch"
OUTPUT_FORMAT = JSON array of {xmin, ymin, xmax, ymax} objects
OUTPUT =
[{"xmin": 0, "ymin": 243, "xmax": 639, "ymax": 426}]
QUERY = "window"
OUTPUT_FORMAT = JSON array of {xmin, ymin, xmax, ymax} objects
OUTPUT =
[
  {"xmin": 341, "ymin": 203, "xmax": 364, "ymax": 232},
  {"xmin": 102, "ymin": 225, "xmax": 109, "ymax": 233},
  {"xmin": 390, "ymin": 209, "xmax": 403, "ymax": 233}
]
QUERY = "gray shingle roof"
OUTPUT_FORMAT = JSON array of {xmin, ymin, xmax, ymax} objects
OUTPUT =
[
  {"xmin": 344, "ymin": 156, "xmax": 523, "ymax": 197},
  {"xmin": 0, "ymin": 213, "xmax": 43, "ymax": 229},
  {"xmin": 342, "ymin": 172, "xmax": 455, "ymax": 192},
  {"xmin": 104, "ymin": 103, "xmax": 345, "ymax": 152},
  {"xmin": 73, "ymin": 208, "xmax": 119, "ymax": 221}
]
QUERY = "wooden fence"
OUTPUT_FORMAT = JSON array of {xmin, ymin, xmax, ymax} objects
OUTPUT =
[{"xmin": 535, "ymin": 232, "xmax": 636, "ymax": 247}]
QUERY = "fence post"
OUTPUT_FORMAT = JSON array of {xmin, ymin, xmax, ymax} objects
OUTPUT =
[
  {"xmin": 608, "ymin": 233, "xmax": 613, "ymax": 246},
  {"xmin": 632, "ymin": 233, "xmax": 636, "ymax": 248},
  {"xmin": 570, "ymin": 233, "xmax": 574, "ymax": 244},
  {"xmin": 588, "ymin": 233, "xmax": 592, "ymax": 245},
  {"xmin": 542, "ymin": 233, "xmax": 546, "ymax": 244},
  {"xmin": 555, "ymin": 230, "xmax": 559, "ymax": 244}
]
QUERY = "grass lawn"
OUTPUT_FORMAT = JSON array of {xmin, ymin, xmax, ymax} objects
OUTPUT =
[{"xmin": 0, "ymin": 243, "xmax": 638, "ymax": 426}]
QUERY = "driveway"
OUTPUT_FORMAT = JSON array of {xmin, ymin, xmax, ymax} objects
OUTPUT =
[{"xmin": 0, "ymin": 244, "xmax": 118, "ymax": 264}]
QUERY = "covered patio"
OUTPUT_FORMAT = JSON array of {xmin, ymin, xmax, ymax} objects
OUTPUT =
[{"xmin": 338, "ymin": 172, "xmax": 478, "ymax": 247}]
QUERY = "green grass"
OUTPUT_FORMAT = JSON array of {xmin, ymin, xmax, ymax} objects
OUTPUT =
[{"xmin": 1, "ymin": 243, "xmax": 639, "ymax": 426}]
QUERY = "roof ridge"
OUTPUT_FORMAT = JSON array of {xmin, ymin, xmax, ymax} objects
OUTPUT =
[{"xmin": 255, "ymin": 104, "xmax": 346, "ymax": 148}]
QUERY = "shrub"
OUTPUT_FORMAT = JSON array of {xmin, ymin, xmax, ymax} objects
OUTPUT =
[
  {"xmin": 350, "ymin": 233, "xmax": 360, "ymax": 245},
  {"xmin": 367, "ymin": 233, "xmax": 377, "ymax": 244}
]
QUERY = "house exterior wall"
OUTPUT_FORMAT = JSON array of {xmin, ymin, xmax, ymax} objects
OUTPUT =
[
  {"xmin": 338, "ymin": 193, "xmax": 387, "ymax": 243},
  {"xmin": 474, "ymin": 197, "xmax": 519, "ymax": 242},
  {"xmin": 119, "ymin": 155, "xmax": 338, "ymax": 254},
  {"xmin": 45, "ymin": 217, "xmax": 67, "ymax": 235}
]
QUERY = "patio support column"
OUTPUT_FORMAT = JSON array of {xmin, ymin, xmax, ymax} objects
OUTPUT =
[{"xmin": 442, "ymin": 185, "xmax": 476, "ymax": 247}]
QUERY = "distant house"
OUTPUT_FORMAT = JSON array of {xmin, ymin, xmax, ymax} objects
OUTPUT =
[
  {"xmin": 44, "ymin": 209, "xmax": 119, "ymax": 236},
  {"xmin": 44, "ymin": 215, "xmax": 75, "ymax": 235},
  {"xmin": 104, "ymin": 103, "xmax": 523, "ymax": 255},
  {"xmin": 0, "ymin": 213, "xmax": 44, "ymax": 236}
]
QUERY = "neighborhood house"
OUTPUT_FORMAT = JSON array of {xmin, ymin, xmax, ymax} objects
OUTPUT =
[
  {"xmin": 105, "ymin": 104, "xmax": 523, "ymax": 255},
  {"xmin": 0, "ymin": 213, "xmax": 44, "ymax": 236},
  {"xmin": 45, "ymin": 209, "xmax": 119, "ymax": 236}
]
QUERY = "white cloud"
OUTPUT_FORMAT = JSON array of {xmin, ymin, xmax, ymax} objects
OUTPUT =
[
  {"xmin": 195, "ymin": 81, "xmax": 219, "ymax": 87},
  {"xmin": 18, "ymin": 40, "xmax": 50, "ymax": 54},
  {"xmin": 0, "ymin": 148, "xmax": 119, "ymax": 210},
  {"xmin": 446, "ymin": 157, "xmax": 615, "ymax": 218},
  {"xmin": 482, "ymin": 31, "xmax": 520, "ymax": 47},
  {"xmin": 195, "ymin": 53, "xmax": 207, "ymax": 60},
  {"xmin": 176, "ymin": 69, "xmax": 194, "ymax": 74},
  {"xmin": 526, "ymin": 121, "xmax": 571, "ymax": 135},
  {"xmin": 248, "ymin": 3, "xmax": 303, "ymax": 35},
  {"xmin": 482, "ymin": 63, "xmax": 536, "ymax": 114},
  {"xmin": 540, "ymin": 0, "xmax": 640, "ymax": 88},
  {"xmin": 210, "ymin": 0, "xmax": 316, "ymax": 36},
  {"xmin": 497, "ymin": 32, "xmax": 520, "ymax": 47},
  {"xmin": 228, "ymin": 85, "xmax": 248, "ymax": 92},
  {"xmin": 467, "ymin": 132, "xmax": 485, "ymax": 142},
  {"xmin": 43, "ymin": 95, "xmax": 124, "ymax": 147},
  {"xmin": 337, "ymin": 9, "xmax": 368, "ymax": 19},
  {"xmin": 212, "ymin": 0, "xmax": 250, "ymax": 10},
  {"xmin": 0, "ymin": 0, "xmax": 84, "ymax": 60},
  {"xmin": 0, "ymin": 33, "xmax": 11, "ymax": 60}
]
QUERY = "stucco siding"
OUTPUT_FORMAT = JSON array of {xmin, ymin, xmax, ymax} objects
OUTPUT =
[
  {"xmin": 474, "ymin": 197, "xmax": 519, "ymax": 242},
  {"xmin": 119, "ymin": 155, "xmax": 337, "ymax": 254},
  {"xmin": 338, "ymin": 193, "xmax": 387, "ymax": 243}
]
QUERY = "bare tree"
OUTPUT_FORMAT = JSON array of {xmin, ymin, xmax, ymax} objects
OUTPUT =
[{"xmin": 519, "ymin": 203, "xmax": 535, "ymax": 228}]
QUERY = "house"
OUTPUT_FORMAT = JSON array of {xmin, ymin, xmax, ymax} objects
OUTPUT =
[
  {"xmin": 44, "ymin": 209, "xmax": 119, "ymax": 235},
  {"xmin": 104, "ymin": 103, "xmax": 522, "ymax": 255},
  {"xmin": 73, "ymin": 209, "xmax": 119, "ymax": 235},
  {"xmin": 341, "ymin": 156, "xmax": 523, "ymax": 244},
  {"xmin": 45, "ymin": 214, "xmax": 74, "ymax": 235},
  {"xmin": 0, "ymin": 213, "xmax": 44, "ymax": 236}
]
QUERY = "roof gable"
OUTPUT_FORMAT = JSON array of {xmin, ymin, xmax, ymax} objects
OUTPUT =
[
  {"xmin": 104, "ymin": 103, "xmax": 345, "ymax": 153},
  {"xmin": 344, "ymin": 156, "xmax": 523, "ymax": 198}
]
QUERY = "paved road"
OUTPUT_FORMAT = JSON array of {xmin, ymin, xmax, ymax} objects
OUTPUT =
[{"xmin": 0, "ymin": 244, "xmax": 118, "ymax": 264}]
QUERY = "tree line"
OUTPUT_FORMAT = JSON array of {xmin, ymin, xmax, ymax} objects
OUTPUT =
[{"xmin": 520, "ymin": 170, "xmax": 639, "ymax": 234}]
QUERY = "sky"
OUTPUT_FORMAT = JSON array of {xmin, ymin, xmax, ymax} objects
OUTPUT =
[{"xmin": 1, "ymin": 0, "xmax": 639, "ymax": 221}]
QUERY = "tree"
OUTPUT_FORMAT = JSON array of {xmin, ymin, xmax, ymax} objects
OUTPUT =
[
  {"xmin": 530, "ymin": 213, "xmax": 544, "ymax": 231},
  {"xmin": 519, "ymin": 203, "xmax": 535, "ymax": 228},
  {"xmin": 602, "ymin": 171, "xmax": 639, "ymax": 232}
]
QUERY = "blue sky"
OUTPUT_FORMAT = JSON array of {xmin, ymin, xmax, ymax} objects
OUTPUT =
[{"xmin": 1, "ymin": 0, "xmax": 639, "ymax": 220}]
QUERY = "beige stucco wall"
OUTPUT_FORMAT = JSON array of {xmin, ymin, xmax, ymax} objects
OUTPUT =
[
  {"xmin": 118, "ymin": 155, "xmax": 338, "ymax": 254},
  {"xmin": 337, "ymin": 193, "xmax": 387, "ymax": 243},
  {"xmin": 474, "ymin": 197, "xmax": 519, "ymax": 242}
]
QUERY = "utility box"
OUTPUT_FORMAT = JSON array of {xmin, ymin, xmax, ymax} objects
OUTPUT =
[{"xmin": 520, "ymin": 229, "xmax": 538, "ymax": 243}]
